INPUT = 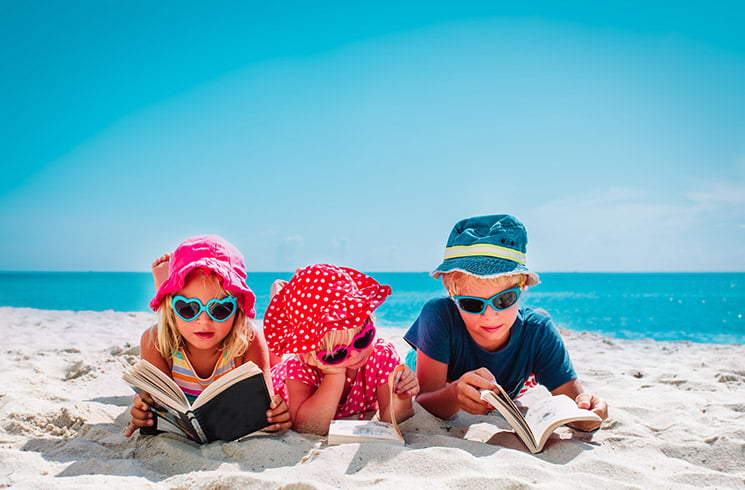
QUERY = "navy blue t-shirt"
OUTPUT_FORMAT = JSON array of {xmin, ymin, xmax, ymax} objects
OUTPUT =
[{"xmin": 404, "ymin": 297, "xmax": 576, "ymax": 399}]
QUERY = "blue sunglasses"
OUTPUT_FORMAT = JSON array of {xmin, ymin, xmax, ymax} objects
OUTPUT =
[
  {"xmin": 172, "ymin": 295, "xmax": 238, "ymax": 322},
  {"xmin": 451, "ymin": 285, "xmax": 523, "ymax": 314}
]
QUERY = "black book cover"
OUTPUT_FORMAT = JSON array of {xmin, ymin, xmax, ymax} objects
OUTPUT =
[{"xmin": 194, "ymin": 374, "xmax": 272, "ymax": 443}]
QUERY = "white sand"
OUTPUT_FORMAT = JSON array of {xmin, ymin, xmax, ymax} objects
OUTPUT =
[{"xmin": 1, "ymin": 306, "xmax": 744, "ymax": 489}]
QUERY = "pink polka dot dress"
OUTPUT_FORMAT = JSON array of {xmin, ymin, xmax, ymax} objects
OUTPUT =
[{"xmin": 271, "ymin": 338, "xmax": 401, "ymax": 419}]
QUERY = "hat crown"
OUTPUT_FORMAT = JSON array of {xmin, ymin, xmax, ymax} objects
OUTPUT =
[
  {"xmin": 263, "ymin": 264, "xmax": 391, "ymax": 354},
  {"xmin": 149, "ymin": 235, "xmax": 256, "ymax": 317},
  {"xmin": 432, "ymin": 214, "xmax": 540, "ymax": 286},
  {"xmin": 170, "ymin": 235, "xmax": 246, "ymax": 281},
  {"xmin": 449, "ymin": 214, "xmax": 527, "ymax": 252}
]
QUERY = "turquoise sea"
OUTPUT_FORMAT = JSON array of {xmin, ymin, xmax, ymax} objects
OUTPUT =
[{"xmin": 1, "ymin": 272, "xmax": 743, "ymax": 344}]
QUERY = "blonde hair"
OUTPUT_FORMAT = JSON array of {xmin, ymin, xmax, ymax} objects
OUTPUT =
[
  {"xmin": 300, "ymin": 315, "xmax": 374, "ymax": 367},
  {"xmin": 155, "ymin": 273, "xmax": 254, "ymax": 360},
  {"xmin": 441, "ymin": 271, "xmax": 528, "ymax": 296}
]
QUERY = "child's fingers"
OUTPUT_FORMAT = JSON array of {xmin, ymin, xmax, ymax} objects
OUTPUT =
[
  {"xmin": 396, "ymin": 376, "xmax": 417, "ymax": 394},
  {"xmin": 455, "ymin": 375, "xmax": 493, "ymax": 414},
  {"xmin": 266, "ymin": 407, "xmax": 290, "ymax": 423},
  {"xmin": 389, "ymin": 364, "xmax": 406, "ymax": 389},
  {"xmin": 264, "ymin": 420, "xmax": 292, "ymax": 432},
  {"xmin": 468, "ymin": 369, "xmax": 498, "ymax": 389}
]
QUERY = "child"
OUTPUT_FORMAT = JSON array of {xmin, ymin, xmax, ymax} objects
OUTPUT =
[
  {"xmin": 125, "ymin": 235, "xmax": 291, "ymax": 437},
  {"xmin": 404, "ymin": 215, "xmax": 608, "ymax": 431},
  {"xmin": 263, "ymin": 264, "xmax": 419, "ymax": 435}
]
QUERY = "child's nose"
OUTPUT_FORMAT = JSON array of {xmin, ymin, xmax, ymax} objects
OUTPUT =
[
  {"xmin": 482, "ymin": 304, "xmax": 501, "ymax": 318},
  {"xmin": 195, "ymin": 310, "xmax": 213, "ymax": 323}
]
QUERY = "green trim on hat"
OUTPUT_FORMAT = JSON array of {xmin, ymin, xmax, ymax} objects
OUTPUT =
[{"xmin": 443, "ymin": 243, "xmax": 526, "ymax": 265}]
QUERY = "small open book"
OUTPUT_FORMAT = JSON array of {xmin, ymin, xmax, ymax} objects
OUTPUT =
[
  {"xmin": 327, "ymin": 365, "xmax": 405, "ymax": 446},
  {"xmin": 480, "ymin": 384, "xmax": 601, "ymax": 453},
  {"xmin": 122, "ymin": 359, "xmax": 271, "ymax": 444}
]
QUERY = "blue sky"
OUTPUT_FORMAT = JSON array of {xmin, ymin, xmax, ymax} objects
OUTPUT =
[{"xmin": 1, "ymin": 1, "xmax": 744, "ymax": 272}]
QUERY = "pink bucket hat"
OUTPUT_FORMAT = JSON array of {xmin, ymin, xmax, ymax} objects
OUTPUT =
[
  {"xmin": 263, "ymin": 264, "xmax": 391, "ymax": 354},
  {"xmin": 149, "ymin": 235, "xmax": 256, "ymax": 318}
]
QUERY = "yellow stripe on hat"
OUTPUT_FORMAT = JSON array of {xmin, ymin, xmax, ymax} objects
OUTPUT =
[{"xmin": 444, "ymin": 243, "xmax": 526, "ymax": 265}]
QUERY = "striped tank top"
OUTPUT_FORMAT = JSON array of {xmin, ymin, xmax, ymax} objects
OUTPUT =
[{"xmin": 171, "ymin": 348, "xmax": 236, "ymax": 404}]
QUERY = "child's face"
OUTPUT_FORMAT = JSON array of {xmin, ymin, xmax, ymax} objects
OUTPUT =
[
  {"xmin": 307, "ymin": 320, "xmax": 376, "ymax": 371},
  {"xmin": 173, "ymin": 271, "xmax": 236, "ymax": 353},
  {"xmin": 453, "ymin": 277, "xmax": 522, "ymax": 352}
]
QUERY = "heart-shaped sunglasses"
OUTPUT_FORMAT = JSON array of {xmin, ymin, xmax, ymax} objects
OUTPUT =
[{"xmin": 171, "ymin": 295, "xmax": 237, "ymax": 322}]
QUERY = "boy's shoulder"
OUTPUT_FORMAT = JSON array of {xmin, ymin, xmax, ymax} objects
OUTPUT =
[
  {"xmin": 518, "ymin": 306, "xmax": 553, "ymax": 327},
  {"xmin": 519, "ymin": 306, "xmax": 551, "ymax": 321}
]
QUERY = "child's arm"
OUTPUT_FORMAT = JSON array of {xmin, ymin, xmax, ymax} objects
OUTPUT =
[
  {"xmin": 377, "ymin": 365, "xmax": 419, "ymax": 424},
  {"xmin": 286, "ymin": 369, "xmax": 347, "ymax": 435},
  {"xmin": 551, "ymin": 378, "xmax": 608, "ymax": 431},
  {"xmin": 414, "ymin": 350, "xmax": 497, "ymax": 419},
  {"xmin": 125, "ymin": 326, "xmax": 170, "ymax": 437}
]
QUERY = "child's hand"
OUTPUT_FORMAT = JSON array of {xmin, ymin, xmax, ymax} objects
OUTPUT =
[
  {"xmin": 569, "ymin": 393, "xmax": 608, "ymax": 432},
  {"xmin": 317, "ymin": 363, "xmax": 347, "ymax": 376},
  {"xmin": 454, "ymin": 368, "xmax": 498, "ymax": 415},
  {"xmin": 124, "ymin": 392, "xmax": 155, "ymax": 437},
  {"xmin": 264, "ymin": 395, "xmax": 292, "ymax": 432},
  {"xmin": 392, "ymin": 365, "xmax": 419, "ymax": 399}
]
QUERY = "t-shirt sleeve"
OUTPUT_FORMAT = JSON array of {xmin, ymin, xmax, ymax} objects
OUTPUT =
[
  {"xmin": 528, "ymin": 312, "xmax": 577, "ymax": 391},
  {"xmin": 403, "ymin": 298, "xmax": 453, "ymax": 365}
]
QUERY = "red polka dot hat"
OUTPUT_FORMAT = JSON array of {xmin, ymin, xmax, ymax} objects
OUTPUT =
[{"xmin": 263, "ymin": 264, "xmax": 392, "ymax": 355}]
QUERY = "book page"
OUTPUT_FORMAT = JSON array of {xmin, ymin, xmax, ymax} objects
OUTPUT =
[
  {"xmin": 122, "ymin": 360, "xmax": 190, "ymax": 413},
  {"xmin": 522, "ymin": 393, "xmax": 601, "ymax": 451},
  {"xmin": 328, "ymin": 420, "xmax": 404, "ymax": 445},
  {"xmin": 147, "ymin": 403, "xmax": 201, "ymax": 442},
  {"xmin": 480, "ymin": 388, "xmax": 537, "ymax": 452},
  {"xmin": 192, "ymin": 361, "xmax": 262, "ymax": 410}
]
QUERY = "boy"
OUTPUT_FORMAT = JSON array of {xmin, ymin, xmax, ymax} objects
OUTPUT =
[{"xmin": 404, "ymin": 214, "xmax": 607, "ymax": 431}]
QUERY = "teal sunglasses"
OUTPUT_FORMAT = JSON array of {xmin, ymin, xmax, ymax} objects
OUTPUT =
[
  {"xmin": 172, "ymin": 295, "xmax": 237, "ymax": 322},
  {"xmin": 451, "ymin": 285, "xmax": 523, "ymax": 314}
]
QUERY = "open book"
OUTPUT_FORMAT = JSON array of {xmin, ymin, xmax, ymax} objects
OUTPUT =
[
  {"xmin": 122, "ymin": 359, "xmax": 271, "ymax": 444},
  {"xmin": 480, "ymin": 384, "xmax": 601, "ymax": 453},
  {"xmin": 327, "ymin": 419, "xmax": 404, "ymax": 445},
  {"xmin": 327, "ymin": 365, "xmax": 405, "ymax": 446}
]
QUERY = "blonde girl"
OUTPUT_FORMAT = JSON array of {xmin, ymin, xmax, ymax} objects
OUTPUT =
[{"xmin": 125, "ymin": 235, "xmax": 291, "ymax": 437}]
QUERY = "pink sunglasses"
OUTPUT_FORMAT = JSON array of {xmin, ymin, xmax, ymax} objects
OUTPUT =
[{"xmin": 316, "ymin": 320, "xmax": 376, "ymax": 365}]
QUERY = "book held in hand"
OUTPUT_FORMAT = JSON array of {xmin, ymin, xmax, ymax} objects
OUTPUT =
[
  {"xmin": 480, "ymin": 384, "xmax": 601, "ymax": 453},
  {"xmin": 328, "ymin": 419, "xmax": 404, "ymax": 446},
  {"xmin": 327, "ymin": 364, "xmax": 406, "ymax": 446},
  {"xmin": 122, "ymin": 359, "xmax": 272, "ymax": 444}
]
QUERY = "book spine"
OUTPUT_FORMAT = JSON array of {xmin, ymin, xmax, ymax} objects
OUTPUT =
[{"xmin": 187, "ymin": 411, "xmax": 208, "ymax": 444}]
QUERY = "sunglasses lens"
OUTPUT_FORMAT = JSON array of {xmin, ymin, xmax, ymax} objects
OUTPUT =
[
  {"xmin": 353, "ymin": 327, "xmax": 375, "ymax": 350},
  {"xmin": 456, "ymin": 297, "xmax": 486, "ymax": 314},
  {"xmin": 174, "ymin": 300, "xmax": 200, "ymax": 319},
  {"xmin": 492, "ymin": 290, "xmax": 518, "ymax": 310},
  {"xmin": 209, "ymin": 302, "xmax": 235, "ymax": 321},
  {"xmin": 319, "ymin": 348, "xmax": 348, "ymax": 365}
]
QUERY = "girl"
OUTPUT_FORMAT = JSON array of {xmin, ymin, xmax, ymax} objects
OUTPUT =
[
  {"xmin": 263, "ymin": 264, "xmax": 419, "ymax": 435},
  {"xmin": 125, "ymin": 235, "xmax": 291, "ymax": 437}
]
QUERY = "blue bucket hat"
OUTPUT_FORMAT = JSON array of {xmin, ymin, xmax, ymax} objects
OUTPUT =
[{"xmin": 431, "ymin": 214, "xmax": 540, "ymax": 286}]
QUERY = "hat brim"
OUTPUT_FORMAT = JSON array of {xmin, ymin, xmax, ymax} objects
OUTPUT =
[
  {"xmin": 149, "ymin": 259, "xmax": 256, "ymax": 318},
  {"xmin": 264, "ymin": 284, "xmax": 391, "ymax": 355},
  {"xmin": 431, "ymin": 256, "xmax": 540, "ymax": 286}
]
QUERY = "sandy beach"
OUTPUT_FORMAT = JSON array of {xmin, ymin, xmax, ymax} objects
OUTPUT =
[{"xmin": 1, "ymin": 306, "xmax": 744, "ymax": 489}]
